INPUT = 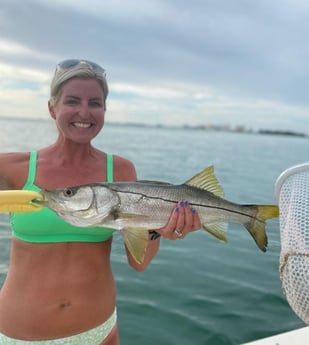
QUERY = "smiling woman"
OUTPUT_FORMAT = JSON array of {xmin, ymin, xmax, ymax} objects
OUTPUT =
[
  {"xmin": 0, "ymin": 59, "xmax": 201, "ymax": 345},
  {"xmin": 49, "ymin": 78, "xmax": 106, "ymax": 143}
]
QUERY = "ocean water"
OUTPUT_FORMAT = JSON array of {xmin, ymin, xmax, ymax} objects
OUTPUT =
[{"xmin": 0, "ymin": 117, "xmax": 308, "ymax": 345}]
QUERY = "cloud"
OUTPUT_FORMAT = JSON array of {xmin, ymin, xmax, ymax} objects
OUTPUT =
[{"xmin": 0, "ymin": 0, "xmax": 309, "ymax": 133}]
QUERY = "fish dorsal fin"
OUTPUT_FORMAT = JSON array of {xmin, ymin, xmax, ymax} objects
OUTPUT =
[{"xmin": 185, "ymin": 166, "xmax": 224, "ymax": 197}]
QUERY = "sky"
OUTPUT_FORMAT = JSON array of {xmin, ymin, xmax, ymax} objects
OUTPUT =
[{"xmin": 0, "ymin": 0, "xmax": 309, "ymax": 133}]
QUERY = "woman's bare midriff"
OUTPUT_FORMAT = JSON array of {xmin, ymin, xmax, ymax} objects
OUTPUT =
[{"xmin": 0, "ymin": 238, "xmax": 117, "ymax": 340}]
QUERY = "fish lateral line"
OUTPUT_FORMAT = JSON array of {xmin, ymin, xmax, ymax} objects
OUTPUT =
[
  {"xmin": 107, "ymin": 188, "xmax": 184, "ymax": 205},
  {"xmin": 107, "ymin": 187, "xmax": 269, "ymax": 223}
]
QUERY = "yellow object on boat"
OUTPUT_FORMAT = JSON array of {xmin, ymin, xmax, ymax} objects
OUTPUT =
[{"xmin": 0, "ymin": 190, "xmax": 43, "ymax": 213}]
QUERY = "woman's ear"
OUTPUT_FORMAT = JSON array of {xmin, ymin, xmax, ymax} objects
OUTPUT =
[{"xmin": 48, "ymin": 101, "xmax": 56, "ymax": 119}]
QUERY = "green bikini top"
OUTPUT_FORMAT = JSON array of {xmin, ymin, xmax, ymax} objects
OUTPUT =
[{"xmin": 10, "ymin": 151, "xmax": 116, "ymax": 243}]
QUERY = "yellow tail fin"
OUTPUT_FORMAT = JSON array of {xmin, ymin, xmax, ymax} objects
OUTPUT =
[
  {"xmin": 244, "ymin": 205, "xmax": 279, "ymax": 252},
  {"xmin": 256, "ymin": 205, "xmax": 279, "ymax": 220}
]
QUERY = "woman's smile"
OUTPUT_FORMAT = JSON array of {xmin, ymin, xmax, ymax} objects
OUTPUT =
[{"xmin": 72, "ymin": 122, "xmax": 93, "ymax": 128}]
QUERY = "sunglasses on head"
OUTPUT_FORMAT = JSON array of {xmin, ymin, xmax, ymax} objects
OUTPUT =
[{"xmin": 55, "ymin": 59, "xmax": 106, "ymax": 77}]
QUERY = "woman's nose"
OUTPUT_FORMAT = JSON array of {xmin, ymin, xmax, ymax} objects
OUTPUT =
[{"xmin": 78, "ymin": 103, "xmax": 90, "ymax": 117}]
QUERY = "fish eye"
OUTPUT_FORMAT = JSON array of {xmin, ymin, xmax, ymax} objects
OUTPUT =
[{"xmin": 63, "ymin": 188, "xmax": 75, "ymax": 197}]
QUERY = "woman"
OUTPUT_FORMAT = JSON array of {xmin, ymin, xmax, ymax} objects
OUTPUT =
[{"xmin": 0, "ymin": 59, "xmax": 201, "ymax": 344}]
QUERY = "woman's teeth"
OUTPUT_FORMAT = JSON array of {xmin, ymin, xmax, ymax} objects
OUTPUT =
[{"xmin": 73, "ymin": 122, "xmax": 92, "ymax": 128}]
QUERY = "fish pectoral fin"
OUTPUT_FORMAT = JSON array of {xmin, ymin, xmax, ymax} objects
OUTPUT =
[
  {"xmin": 121, "ymin": 227, "xmax": 149, "ymax": 264},
  {"xmin": 202, "ymin": 223, "xmax": 228, "ymax": 243},
  {"xmin": 184, "ymin": 166, "xmax": 224, "ymax": 197}
]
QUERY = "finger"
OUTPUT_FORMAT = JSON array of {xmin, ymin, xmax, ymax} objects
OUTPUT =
[
  {"xmin": 174, "ymin": 229, "xmax": 184, "ymax": 239},
  {"xmin": 159, "ymin": 205, "xmax": 180, "ymax": 240},
  {"xmin": 191, "ymin": 209, "xmax": 202, "ymax": 231},
  {"xmin": 182, "ymin": 201, "xmax": 193, "ymax": 233},
  {"xmin": 173, "ymin": 201, "xmax": 185, "ymax": 238},
  {"xmin": 174, "ymin": 200, "xmax": 194, "ymax": 239}
]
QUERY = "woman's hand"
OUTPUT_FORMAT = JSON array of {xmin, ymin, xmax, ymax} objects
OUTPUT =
[
  {"xmin": 128, "ymin": 201, "xmax": 201, "ymax": 271},
  {"xmin": 157, "ymin": 201, "xmax": 202, "ymax": 240}
]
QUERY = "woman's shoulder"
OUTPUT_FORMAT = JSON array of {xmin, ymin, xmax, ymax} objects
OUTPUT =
[
  {"xmin": 0, "ymin": 151, "xmax": 30, "ymax": 161},
  {"xmin": 0, "ymin": 152, "xmax": 30, "ymax": 168},
  {"xmin": 0, "ymin": 152, "xmax": 31, "ymax": 189},
  {"xmin": 112, "ymin": 154, "xmax": 137, "ymax": 181}
]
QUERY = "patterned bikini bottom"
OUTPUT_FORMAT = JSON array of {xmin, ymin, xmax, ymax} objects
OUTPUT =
[{"xmin": 0, "ymin": 308, "xmax": 116, "ymax": 345}]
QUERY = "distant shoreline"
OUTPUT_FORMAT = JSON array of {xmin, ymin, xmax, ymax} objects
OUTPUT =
[
  {"xmin": 109, "ymin": 121, "xmax": 308, "ymax": 138},
  {"xmin": 0, "ymin": 115, "xmax": 307, "ymax": 138}
]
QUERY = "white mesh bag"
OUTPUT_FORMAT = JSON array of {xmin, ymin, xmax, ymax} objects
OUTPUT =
[{"xmin": 275, "ymin": 163, "xmax": 309, "ymax": 325}]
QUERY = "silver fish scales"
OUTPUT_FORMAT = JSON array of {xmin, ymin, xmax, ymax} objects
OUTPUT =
[{"xmin": 39, "ymin": 166, "xmax": 279, "ymax": 263}]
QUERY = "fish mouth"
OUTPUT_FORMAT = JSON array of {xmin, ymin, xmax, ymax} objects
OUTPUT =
[
  {"xmin": 31, "ymin": 190, "xmax": 54, "ymax": 206},
  {"xmin": 30, "ymin": 194, "xmax": 46, "ymax": 207},
  {"xmin": 31, "ymin": 194, "xmax": 66, "ymax": 213}
]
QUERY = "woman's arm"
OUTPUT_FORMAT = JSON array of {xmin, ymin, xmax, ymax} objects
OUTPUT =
[
  {"xmin": 0, "ymin": 152, "xmax": 28, "ymax": 190},
  {"xmin": 0, "ymin": 153, "xmax": 14, "ymax": 190},
  {"xmin": 0, "ymin": 177, "xmax": 13, "ymax": 190}
]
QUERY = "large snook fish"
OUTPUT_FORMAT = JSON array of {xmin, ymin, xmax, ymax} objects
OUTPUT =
[{"xmin": 39, "ymin": 166, "xmax": 279, "ymax": 263}]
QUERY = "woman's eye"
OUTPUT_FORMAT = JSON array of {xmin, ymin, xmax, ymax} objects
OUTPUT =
[
  {"xmin": 66, "ymin": 100, "xmax": 78, "ymax": 105},
  {"xmin": 89, "ymin": 101, "xmax": 102, "ymax": 107}
]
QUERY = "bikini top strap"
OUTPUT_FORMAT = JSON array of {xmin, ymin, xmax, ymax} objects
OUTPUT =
[
  {"xmin": 24, "ymin": 151, "xmax": 37, "ymax": 188},
  {"xmin": 106, "ymin": 153, "xmax": 114, "ymax": 183},
  {"xmin": 25, "ymin": 152, "xmax": 113, "ymax": 186}
]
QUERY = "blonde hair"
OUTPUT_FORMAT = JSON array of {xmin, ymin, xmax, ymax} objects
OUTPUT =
[{"xmin": 49, "ymin": 62, "xmax": 109, "ymax": 108}]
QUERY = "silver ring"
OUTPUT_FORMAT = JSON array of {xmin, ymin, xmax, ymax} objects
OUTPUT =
[{"xmin": 174, "ymin": 230, "xmax": 183, "ymax": 237}]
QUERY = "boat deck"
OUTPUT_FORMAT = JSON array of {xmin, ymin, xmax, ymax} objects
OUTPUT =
[{"xmin": 242, "ymin": 326, "xmax": 309, "ymax": 344}]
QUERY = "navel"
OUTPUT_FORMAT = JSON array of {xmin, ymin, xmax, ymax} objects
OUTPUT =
[{"xmin": 59, "ymin": 299, "xmax": 72, "ymax": 309}]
